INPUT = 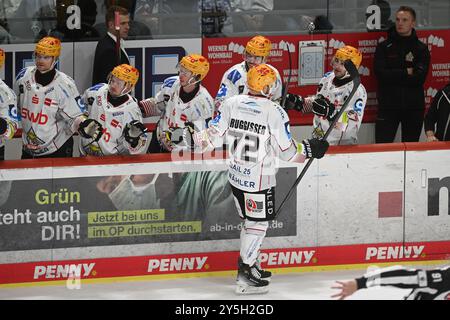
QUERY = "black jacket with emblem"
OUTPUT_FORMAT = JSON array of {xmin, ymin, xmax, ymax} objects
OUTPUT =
[
  {"xmin": 424, "ymin": 83, "xmax": 450, "ymax": 141},
  {"xmin": 374, "ymin": 27, "xmax": 430, "ymax": 111}
]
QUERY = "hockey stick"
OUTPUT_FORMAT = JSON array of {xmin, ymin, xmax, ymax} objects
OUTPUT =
[
  {"xmin": 280, "ymin": 42, "xmax": 292, "ymax": 107},
  {"xmin": 275, "ymin": 59, "xmax": 361, "ymax": 216},
  {"xmin": 114, "ymin": 10, "xmax": 121, "ymax": 65}
]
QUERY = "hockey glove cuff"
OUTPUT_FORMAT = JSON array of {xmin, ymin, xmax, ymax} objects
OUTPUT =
[
  {"xmin": 299, "ymin": 138, "xmax": 329, "ymax": 159},
  {"xmin": 139, "ymin": 98, "xmax": 167, "ymax": 118}
]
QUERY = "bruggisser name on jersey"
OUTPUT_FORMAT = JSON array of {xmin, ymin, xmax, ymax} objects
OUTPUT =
[{"xmin": 229, "ymin": 118, "xmax": 266, "ymax": 135}]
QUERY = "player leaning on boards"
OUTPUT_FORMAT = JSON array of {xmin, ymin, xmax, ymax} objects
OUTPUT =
[
  {"xmin": 285, "ymin": 45, "xmax": 367, "ymax": 145},
  {"xmin": 0, "ymin": 48, "xmax": 19, "ymax": 160},
  {"xmin": 215, "ymin": 35, "xmax": 303, "ymax": 112},
  {"xmin": 80, "ymin": 64, "xmax": 148, "ymax": 156},
  {"xmin": 138, "ymin": 54, "xmax": 214, "ymax": 153},
  {"xmin": 174, "ymin": 64, "xmax": 329, "ymax": 295},
  {"xmin": 15, "ymin": 37, "xmax": 103, "ymax": 159}
]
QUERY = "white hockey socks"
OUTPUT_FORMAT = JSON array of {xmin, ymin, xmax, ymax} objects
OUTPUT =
[{"xmin": 240, "ymin": 220, "xmax": 269, "ymax": 266}]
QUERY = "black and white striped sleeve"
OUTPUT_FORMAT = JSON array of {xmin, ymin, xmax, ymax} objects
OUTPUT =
[{"xmin": 355, "ymin": 265, "xmax": 428, "ymax": 290}]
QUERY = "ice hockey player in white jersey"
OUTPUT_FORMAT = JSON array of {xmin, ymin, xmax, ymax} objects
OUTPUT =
[
  {"xmin": 138, "ymin": 54, "xmax": 214, "ymax": 153},
  {"xmin": 80, "ymin": 64, "xmax": 148, "ymax": 156},
  {"xmin": 288, "ymin": 45, "xmax": 367, "ymax": 145},
  {"xmin": 215, "ymin": 35, "xmax": 284, "ymax": 111},
  {"xmin": 175, "ymin": 64, "xmax": 329, "ymax": 294},
  {"xmin": 0, "ymin": 48, "xmax": 19, "ymax": 160},
  {"xmin": 15, "ymin": 37, "xmax": 103, "ymax": 158},
  {"xmin": 332, "ymin": 264, "xmax": 450, "ymax": 300}
]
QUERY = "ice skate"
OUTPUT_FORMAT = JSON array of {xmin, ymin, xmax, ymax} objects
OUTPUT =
[
  {"xmin": 238, "ymin": 256, "xmax": 271, "ymax": 281},
  {"xmin": 235, "ymin": 261, "xmax": 269, "ymax": 295}
]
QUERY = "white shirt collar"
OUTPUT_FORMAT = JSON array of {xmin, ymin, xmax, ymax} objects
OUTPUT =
[{"xmin": 107, "ymin": 31, "xmax": 125, "ymax": 45}]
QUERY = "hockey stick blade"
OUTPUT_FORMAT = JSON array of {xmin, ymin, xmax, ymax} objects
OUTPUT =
[{"xmin": 275, "ymin": 60, "xmax": 360, "ymax": 216}]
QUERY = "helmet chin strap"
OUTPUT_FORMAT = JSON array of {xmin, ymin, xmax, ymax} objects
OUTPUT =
[
  {"xmin": 118, "ymin": 85, "xmax": 132, "ymax": 96},
  {"xmin": 182, "ymin": 75, "xmax": 201, "ymax": 87},
  {"xmin": 335, "ymin": 69, "xmax": 351, "ymax": 80},
  {"xmin": 115, "ymin": 84, "xmax": 132, "ymax": 97},
  {"xmin": 255, "ymin": 84, "xmax": 275, "ymax": 98}
]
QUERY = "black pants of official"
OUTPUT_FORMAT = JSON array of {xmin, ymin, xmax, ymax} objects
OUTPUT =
[
  {"xmin": 0, "ymin": 146, "xmax": 4, "ymax": 160},
  {"xmin": 21, "ymin": 137, "xmax": 74, "ymax": 159},
  {"xmin": 375, "ymin": 108, "xmax": 424, "ymax": 143}
]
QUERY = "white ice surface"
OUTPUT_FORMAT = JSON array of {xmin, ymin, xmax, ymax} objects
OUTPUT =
[{"xmin": 0, "ymin": 268, "xmax": 413, "ymax": 300}]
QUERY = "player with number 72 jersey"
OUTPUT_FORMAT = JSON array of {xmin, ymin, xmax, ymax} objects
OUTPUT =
[{"xmin": 206, "ymin": 94, "xmax": 298, "ymax": 193}]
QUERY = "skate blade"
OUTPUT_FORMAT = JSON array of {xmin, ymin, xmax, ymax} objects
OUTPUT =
[{"xmin": 235, "ymin": 284, "xmax": 269, "ymax": 295}]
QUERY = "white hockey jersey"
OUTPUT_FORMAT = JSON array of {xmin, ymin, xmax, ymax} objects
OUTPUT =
[
  {"xmin": 156, "ymin": 76, "xmax": 214, "ymax": 150},
  {"xmin": 206, "ymin": 94, "xmax": 298, "ymax": 192},
  {"xmin": 215, "ymin": 61, "xmax": 283, "ymax": 111},
  {"xmin": 311, "ymin": 71, "xmax": 367, "ymax": 145},
  {"xmin": 80, "ymin": 83, "xmax": 147, "ymax": 156},
  {"xmin": 15, "ymin": 67, "xmax": 85, "ymax": 156},
  {"xmin": 0, "ymin": 79, "xmax": 18, "ymax": 148}
]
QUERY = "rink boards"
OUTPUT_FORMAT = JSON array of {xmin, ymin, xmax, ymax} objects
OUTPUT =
[{"xmin": 0, "ymin": 143, "xmax": 449, "ymax": 286}]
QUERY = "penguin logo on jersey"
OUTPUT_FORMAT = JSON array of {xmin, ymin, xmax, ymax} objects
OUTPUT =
[
  {"xmin": 354, "ymin": 98, "xmax": 363, "ymax": 113},
  {"xmin": 9, "ymin": 104, "xmax": 19, "ymax": 121},
  {"xmin": 75, "ymin": 96, "xmax": 86, "ymax": 112}
]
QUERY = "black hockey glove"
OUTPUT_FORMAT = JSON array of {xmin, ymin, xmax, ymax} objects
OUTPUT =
[
  {"xmin": 301, "ymin": 138, "xmax": 329, "ymax": 159},
  {"xmin": 78, "ymin": 118, "xmax": 103, "ymax": 142},
  {"xmin": 124, "ymin": 120, "xmax": 148, "ymax": 148},
  {"xmin": 0, "ymin": 117, "xmax": 7, "ymax": 136},
  {"xmin": 284, "ymin": 93, "xmax": 304, "ymax": 112},
  {"xmin": 312, "ymin": 95, "xmax": 336, "ymax": 121}
]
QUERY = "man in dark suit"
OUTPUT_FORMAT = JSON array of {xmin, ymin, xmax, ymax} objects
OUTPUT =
[{"xmin": 92, "ymin": 5, "xmax": 130, "ymax": 86}]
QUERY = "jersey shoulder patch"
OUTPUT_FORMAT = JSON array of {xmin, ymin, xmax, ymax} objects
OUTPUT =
[
  {"xmin": 15, "ymin": 67, "xmax": 29, "ymax": 81},
  {"xmin": 88, "ymin": 83, "xmax": 107, "ymax": 91},
  {"xmin": 162, "ymin": 76, "xmax": 178, "ymax": 89},
  {"xmin": 227, "ymin": 68, "xmax": 242, "ymax": 84}
]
